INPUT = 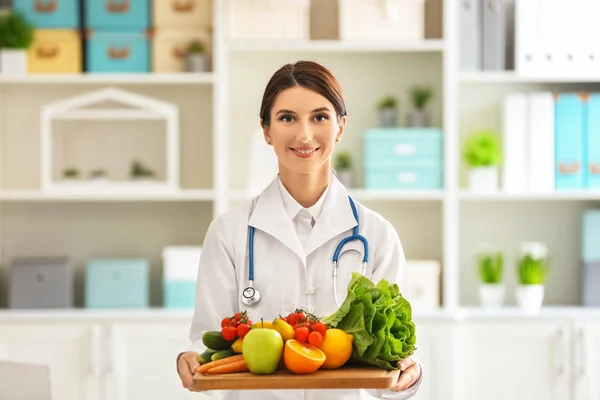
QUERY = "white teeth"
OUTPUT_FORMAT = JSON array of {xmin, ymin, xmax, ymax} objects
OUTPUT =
[{"xmin": 294, "ymin": 149, "xmax": 316, "ymax": 154}]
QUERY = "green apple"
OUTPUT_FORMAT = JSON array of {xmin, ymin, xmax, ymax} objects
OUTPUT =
[{"xmin": 242, "ymin": 328, "xmax": 284, "ymax": 375}]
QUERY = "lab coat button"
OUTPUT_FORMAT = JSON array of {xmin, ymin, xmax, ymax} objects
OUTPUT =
[{"xmin": 307, "ymin": 285, "xmax": 315, "ymax": 294}]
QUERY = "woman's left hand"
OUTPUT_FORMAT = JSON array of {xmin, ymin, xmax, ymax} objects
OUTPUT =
[{"xmin": 390, "ymin": 356, "xmax": 421, "ymax": 392}]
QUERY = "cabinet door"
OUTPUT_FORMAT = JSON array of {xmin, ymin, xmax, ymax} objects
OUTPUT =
[
  {"xmin": 0, "ymin": 323, "xmax": 102, "ymax": 400},
  {"xmin": 105, "ymin": 322, "xmax": 211, "ymax": 400},
  {"xmin": 455, "ymin": 319, "xmax": 571, "ymax": 400},
  {"xmin": 574, "ymin": 318, "xmax": 600, "ymax": 400}
]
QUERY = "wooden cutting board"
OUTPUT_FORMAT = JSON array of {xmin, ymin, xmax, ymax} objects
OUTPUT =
[{"xmin": 193, "ymin": 367, "xmax": 400, "ymax": 390}]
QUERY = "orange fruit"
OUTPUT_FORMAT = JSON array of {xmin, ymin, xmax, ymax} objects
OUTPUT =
[
  {"xmin": 283, "ymin": 339, "xmax": 326, "ymax": 374},
  {"xmin": 318, "ymin": 329, "xmax": 354, "ymax": 369}
]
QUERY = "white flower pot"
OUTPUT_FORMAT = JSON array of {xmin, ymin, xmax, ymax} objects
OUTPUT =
[
  {"xmin": 478, "ymin": 284, "xmax": 505, "ymax": 309},
  {"xmin": 337, "ymin": 170, "xmax": 352, "ymax": 188},
  {"xmin": 468, "ymin": 166, "xmax": 499, "ymax": 193},
  {"xmin": 187, "ymin": 54, "xmax": 207, "ymax": 72},
  {"xmin": 0, "ymin": 49, "xmax": 28, "ymax": 76},
  {"xmin": 516, "ymin": 284, "xmax": 545, "ymax": 313}
]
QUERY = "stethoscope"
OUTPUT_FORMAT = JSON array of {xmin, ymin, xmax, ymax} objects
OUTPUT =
[{"xmin": 241, "ymin": 195, "xmax": 369, "ymax": 308}]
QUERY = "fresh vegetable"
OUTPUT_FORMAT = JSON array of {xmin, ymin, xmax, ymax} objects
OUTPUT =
[
  {"xmin": 202, "ymin": 331, "xmax": 237, "ymax": 351},
  {"xmin": 236, "ymin": 323, "xmax": 251, "ymax": 339},
  {"xmin": 211, "ymin": 349, "xmax": 236, "ymax": 361},
  {"xmin": 308, "ymin": 331, "xmax": 323, "ymax": 347},
  {"xmin": 220, "ymin": 311, "xmax": 253, "ymax": 341},
  {"xmin": 206, "ymin": 359, "xmax": 249, "ymax": 374},
  {"xmin": 321, "ymin": 272, "xmax": 417, "ymax": 370},
  {"xmin": 221, "ymin": 326, "xmax": 237, "ymax": 341},
  {"xmin": 198, "ymin": 354, "xmax": 245, "ymax": 374},
  {"xmin": 278, "ymin": 309, "xmax": 329, "ymax": 344},
  {"xmin": 197, "ymin": 349, "xmax": 218, "ymax": 364},
  {"xmin": 231, "ymin": 338, "xmax": 244, "ymax": 353}
]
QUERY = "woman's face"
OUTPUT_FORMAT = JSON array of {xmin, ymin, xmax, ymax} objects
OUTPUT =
[{"xmin": 262, "ymin": 86, "xmax": 346, "ymax": 176}]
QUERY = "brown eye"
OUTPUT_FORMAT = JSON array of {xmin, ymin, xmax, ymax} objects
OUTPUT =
[{"xmin": 314, "ymin": 114, "xmax": 328, "ymax": 122}]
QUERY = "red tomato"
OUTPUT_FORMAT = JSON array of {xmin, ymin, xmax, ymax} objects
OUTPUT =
[
  {"xmin": 308, "ymin": 331, "xmax": 323, "ymax": 347},
  {"xmin": 221, "ymin": 317, "xmax": 232, "ymax": 328},
  {"xmin": 236, "ymin": 323, "xmax": 251, "ymax": 339},
  {"xmin": 221, "ymin": 326, "xmax": 237, "ymax": 341},
  {"xmin": 287, "ymin": 313, "xmax": 298, "ymax": 325},
  {"xmin": 233, "ymin": 312, "xmax": 242, "ymax": 321},
  {"xmin": 294, "ymin": 326, "xmax": 310, "ymax": 343},
  {"xmin": 311, "ymin": 322, "xmax": 327, "ymax": 337}
]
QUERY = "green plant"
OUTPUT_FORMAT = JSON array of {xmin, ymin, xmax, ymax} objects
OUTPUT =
[
  {"xmin": 517, "ymin": 242, "xmax": 549, "ymax": 285},
  {"xmin": 188, "ymin": 41, "xmax": 205, "ymax": 54},
  {"xmin": 130, "ymin": 159, "xmax": 155, "ymax": 178},
  {"xmin": 477, "ymin": 252, "xmax": 504, "ymax": 284},
  {"xmin": 63, "ymin": 167, "xmax": 79, "ymax": 178},
  {"xmin": 0, "ymin": 11, "xmax": 34, "ymax": 49},
  {"xmin": 334, "ymin": 151, "xmax": 351, "ymax": 170},
  {"xmin": 410, "ymin": 86, "xmax": 432, "ymax": 110},
  {"xmin": 377, "ymin": 96, "xmax": 397, "ymax": 110},
  {"xmin": 462, "ymin": 130, "xmax": 502, "ymax": 168}
]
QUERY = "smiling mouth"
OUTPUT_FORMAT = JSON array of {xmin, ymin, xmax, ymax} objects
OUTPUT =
[{"xmin": 291, "ymin": 147, "xmax": 319, "ymax": 154}]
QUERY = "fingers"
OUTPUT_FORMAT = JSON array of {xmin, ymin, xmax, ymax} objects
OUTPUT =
[
  {"xmin": 178, "ymin": 352, "xmax": 200, "ymax": 391},
  {"xmin": 397, "ymin": 355, "xmax": 416, "ymax": 371},
  {"xmin": 391, "ymin": 363, "xmax": 421, "ymax": 392},
  {"xmin": 186, "ymin": 352, "xmax": 201, "ymax": 375}
]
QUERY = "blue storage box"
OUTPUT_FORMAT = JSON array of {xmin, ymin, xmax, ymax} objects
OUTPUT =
[
  {"xmin": 86, "ymin": 30, "xmax": 149, "ymax": 73},
  {"xmin": 582, "ymin": 210, "xmax": 600, "ymax": 262},
  {"xmin": 85, "ymin": 258, "xmax": 149, "ymax": 308},
  {"xmin": 363, "ymin": 128, "xmax": 444, "ymax": 189},
  {"xmin": 12, "ymin": 0, "xmax": 80, "ymax": 28},
  {"xmin": 586, "ymin": 94, "xmax": 600, "ymax": 189},
  {"xmin": 84, "ymin": 0, "xmax": 150, "ymax": 29},
  {"xmin": 164, "ymin": 281, "xmax": 197, "ymax": 308},
  {"xmin": 555, "ymin": 93, "xmax": 585, "ymax": 190}
]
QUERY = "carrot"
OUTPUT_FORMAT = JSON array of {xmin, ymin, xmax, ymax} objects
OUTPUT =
[
  {"xmin": 197, "ymin": 355, "xmax": 245, "ymax": 374},
  {"xmin": 206, "ymin": 360, "xmax": 249, "ymax": 374}
]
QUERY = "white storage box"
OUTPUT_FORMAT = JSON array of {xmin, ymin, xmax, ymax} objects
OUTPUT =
[
  {"xmin": 338, "ymin": 0, "xmax": 426, "ymax": 41},
  {"xmin": 228, "ymin": 0, "xmax": 310, "ymax": 40},
  {"xmin": 406, "ymin": 259, "xmax": 440, "ymax": 312},
  {"xmin": 162, "ymin": 246, "xmax": 202, "ymax": 308}
]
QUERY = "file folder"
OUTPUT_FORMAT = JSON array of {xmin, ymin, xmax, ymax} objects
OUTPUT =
[
  {"xmin": 459, "ymin": 0, "xmax": 481, "ymax": 71},
  {"xmin": 528, "ymin": 92, "xmax": 555, "ymax": 192},
  {"xmin": 554, "ymin": 93, "xmax": 584, "ymax": 190},
  {"xmin": 587, "ymin": 94, "xmax": 600, "ymax": 188},
  {"xmin": 482, "ymin": 0, "xmax": 506, "ymax": 70}
]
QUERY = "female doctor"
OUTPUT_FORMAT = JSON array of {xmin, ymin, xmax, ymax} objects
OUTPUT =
[{"xmin": 177, "ymin": 60, "xmax": 423, "ymax": 400}]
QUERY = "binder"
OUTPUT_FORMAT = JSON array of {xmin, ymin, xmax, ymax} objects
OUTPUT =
[
  {"xmin": 502, "ymin": 93, "xmax": 529, "ymax": 193},
  {"xmin": 586, "ymin": 94, "xmax": 600, "ymax": 188},
  {"xmin": 482, "ymin": 0, "xmax": 506, "ymax": 70},
  {"xmin": 515, "ymin": 0, "xmax": 540, "ymax": 75},
  {"xmin": 554, "ymin": 93, "xmax": 584, "ymax": 190},
  {"xmin": 527, "ymin": 93, "xmax": 555, "ymax": 193},
  {"xmin": 459, "ymin": 0, "xmax": 481, "ymax": 71}
]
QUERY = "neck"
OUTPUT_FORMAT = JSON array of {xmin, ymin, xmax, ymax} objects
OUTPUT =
[{"xmin": 278, "ymin": 164, "xmax": 331, "ymax": 208}]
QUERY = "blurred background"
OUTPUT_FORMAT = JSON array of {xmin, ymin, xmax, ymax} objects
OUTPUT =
[{"xmin": 0, "ymin": 0, "xmax": 599, "ymax": 399}]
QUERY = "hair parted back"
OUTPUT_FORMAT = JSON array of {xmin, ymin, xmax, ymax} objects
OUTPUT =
[{"xmin": 259, "ymin": 60, "xmax": 347, "ymax": 128}]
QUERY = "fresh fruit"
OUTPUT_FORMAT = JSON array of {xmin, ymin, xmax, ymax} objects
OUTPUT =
[
  {"xmin": 273, "ymin": 318, "xmax": 295, "ymax": 341},
  {"xmin": 283, "ymin": 339, "xmax": 326, "ymax": 374},
  {"xmin": 221, "ymin": 326, "xmax": 237, "ymax": 341},
  {"xmin": 205, "ymin": 359, "xmax": 249, "ymax": 374},
  {"xmin": 202, "ymin": 331, "xmax": 237, "ymax": 350},
  {"xmin": 251, "ymin": 320, "xmax": 274, "ymax": 329},
  {"xmin": 231, "ymin": 338, "xmax": 244, "ymax": 353},
  {"xmin": 294, "ymin": 326, "xmax": 310, "ymax": 343},
  {"xmin": 219, "ymin": 311, "xmax": 253, "ymax": 341},
  {"xmin": 308, "ymin": 331, "xmax": 323, "ymax": 347},
  {"xmin": 242, "ymin": 328, "xmax": 284, "ymax": 375},
  {"xmin": 198, "ymin": 349, "xmax": 218, "ymax": 364},
  {"xmin": 236, "ymin": 323, "xmax": 251, "ymax": 339},
  {"xmin": 211, "ymin": 349, "xmax": 236, "ymax": 361},
  {"xmin": 198, "ymin": 354, "xmax": 245, "ymax": 374},
  {"xmin": 310, "ymin": 321, "xmax": 327, "ymax": 337},
  {"xmin": 317, "ymin": 329, "xmax": 354, "ymax": 369}
]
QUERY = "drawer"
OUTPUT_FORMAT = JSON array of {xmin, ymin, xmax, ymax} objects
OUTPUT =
[
  {"xmin": 152, "ymin": 0, "xmax": 211, "ymax": 29},
  {"xmin": 164, "ymin": 280, "xmax": 196, "ymax": 309},
  {"xmin": 86, "ymin": 30, "xmax": 149, "ymax": 72},
  {"xmin": 151, "ymin": 28, "xmax": 211, "ymax": 73},
  {"xmin": 85, "ymin": 258, "xmax": 149, "ymax": 308},
  {"xmin": 84, "ymin": 0, "xmax": 150, "ymax": 29},
  {"xmin": 582, "ymin": 262, "xmax": 600, "ymax": 307},
  {"xmin": 27, "ymin": 29, "xmax": 82, "ymax": 73},
  {"xmin": 9, "ymin": 257, "xmax": 74, "ymax": 309},
  {"xmin": 364, "ymin": 165, "xmax": 443, "ymax": 190},
  {"xmin": 364, "ymin": 128, "xmax": 443, "ymax": 168},
  {"xmin": 12, "ymin": 0, "xmax": 80, "ymax": 28}
]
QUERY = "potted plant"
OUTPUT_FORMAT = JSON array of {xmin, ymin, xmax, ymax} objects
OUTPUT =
[
  {"xmin": 377, "ymin": 96, "xmax": 398, "ymax": 128},
  {"xmin": 406, "ymin": 86, "xmax": 432, "ymax": 127},
  {"xmin": 90, "ymin": 169, "xmax": 107, "ymax": 182},
  {"xmin": 462, "ymin": 129, "xmax": 502, "ymax": 192},
  {"xmin": 334, "ymin": 151, "xmax": 352, "ymax": 188},
  {"xmin": 62, "ymin": 167, "xmax": 79, "ymax": 182},
  {"xmin": 477, "ymin": 249, "xmax": 505, "ymax": 309},
  {"xmin": 0, "ymin": 11, "xmax": 34, "ymax": 76},
  {"xmin": 130, "ymin": 159, "xmax": 155, "ymax": 181},
  {"xmin": 186, "ymin": 41, "xmax": 207, "ymax": 72},
  {"xmin": 515, "ymin": 241, "xmax": 549, "ymax": 313}
]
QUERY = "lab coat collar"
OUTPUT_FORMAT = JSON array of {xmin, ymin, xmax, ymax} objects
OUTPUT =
[
  {"xmin": 277, "ymin": 178, "xmax": 330, "ymax": 223},
  {"xmin": 248, "ymin": 173, "xmax": 357, "ymax": 264}
]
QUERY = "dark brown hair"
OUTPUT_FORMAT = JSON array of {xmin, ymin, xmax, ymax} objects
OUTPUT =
[{"xmin": 259, "ymin": 61, "xmax": 347, "ymax": 128}]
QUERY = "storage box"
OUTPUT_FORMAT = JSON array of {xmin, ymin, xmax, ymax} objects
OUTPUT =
[
  {"xmin": 582, "ymin": 262, "xmax": 600, "ymax": 307},
  {"xmin": 85, "ymin": 258, "xmax": 149, "ymax": 308},
  {"xmin": 27, "ymin": 29, "xmax": 82, "ymax": 73},
  {"xmin": 555, "ymin": 93, "xmax": 584, "ymax": 190},
  {"xmin": 162, "ymin": 246, "xmax": 201, "ymax": 308},
  {"xmin": 12, "ymin": 0, "xmax": 80, "ymax": 28},
  {"xmin": 228, "ymin": 0, "xmax": 310, "ymax": 39},
  {"xmin": 84, "ymin": 0, "xmax": 150, "ymax": 29},
  {"xmin": 587, "ymin": 94, "xmax": 600, "ymax": 188},
  {"xmin": 406, "ymin": 260, "xmax": 440, "ymax": 312},
  {"xmin": 582, "ymin": 210, "xmax": 600, "ymax": 262},
  {"xmin": 338, "ymin": 0, "xmax": 426, "ymax": 41},
  {"xmin": 152, "ymin": 28, "xmax": 211, "ymax": 73},
  {"xmin": 9, "ymin": 257, "xmax": 74, "ymax": 309},
  {"xmin": 86, "ymin": 30, "xmax": 149, "ymax": 73},
  {"xmin": 152, "ymin": 0, "xmax": 211, "ymax": 29}
]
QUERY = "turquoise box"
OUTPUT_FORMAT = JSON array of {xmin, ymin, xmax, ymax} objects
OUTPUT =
[
  {"xmin": 84, "ymin": 0, "xmax": 149, "ymax": 29},
  {"xmin": 12, "ymin": 0, "xmax": 80, "ymax": 28},
  {"xmin": 85, "ymin": 258, "xmax": 149, "ymax": 308},
  {"xmin": 86, "ymin": 30, "xmax": 149, "ymax": 73},
  {"xmin": 555, "ymin": 94, "xmax": 585, "ymax": 190},
  {"xmin": 586, "ymin": 94, "xmax": 600, "ymax": 188},
  {"xmin": 582, "ymin": 210, "xmax": 600, "ymax": 262},
  {"xmin": 363, "ymin": 128, "xmax": 444, "ymax": 189},
  {"xmin": 164, "ymin": 281, "xmax": 196, "ymax": 309}
]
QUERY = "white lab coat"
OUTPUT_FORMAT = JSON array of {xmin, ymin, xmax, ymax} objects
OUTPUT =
[{"xmin": 187, "ymin": 174, "xmax": 423, "ymax": 400}]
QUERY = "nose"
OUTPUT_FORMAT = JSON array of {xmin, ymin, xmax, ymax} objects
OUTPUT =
[{"xmin": 296, "ymin": 122, "xmax": 313, "ymax": 143}]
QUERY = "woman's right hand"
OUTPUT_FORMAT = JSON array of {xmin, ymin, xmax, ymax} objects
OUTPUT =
[{"xmin": 177, "ymin": 351, "xmax": 201, "ymax": 391}]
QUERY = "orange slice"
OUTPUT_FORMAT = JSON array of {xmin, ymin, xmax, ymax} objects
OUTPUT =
[{"xmin": 283, "ymin": 339, "xmax": 326, "ymax": 374}]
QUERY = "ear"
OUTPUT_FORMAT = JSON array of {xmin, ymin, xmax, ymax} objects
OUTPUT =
[
  {"xmin": 260, "ymin": 119, "xmax": 272, "ymax": 145},
  {"xmin": 336, "ymin": 115, "xmax": 347, "ymax": 143}
]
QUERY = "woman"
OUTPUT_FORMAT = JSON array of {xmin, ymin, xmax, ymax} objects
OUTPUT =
[{"xmin": 177, "ymin": 60, "xmax": 423, "ymax": 399}]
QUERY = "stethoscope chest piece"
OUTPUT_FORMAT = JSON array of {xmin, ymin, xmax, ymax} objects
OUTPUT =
[{"xmin": 242, "ymin": 285, "xmax": 261, "ymax": 306}]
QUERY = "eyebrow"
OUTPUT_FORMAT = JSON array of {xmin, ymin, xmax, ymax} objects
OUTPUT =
[{"xmin": 276, "ymin": 107, "xmax": 331, "ymax": 115}]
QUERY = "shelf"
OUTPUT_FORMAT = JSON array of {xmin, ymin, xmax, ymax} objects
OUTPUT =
[
  {"xmin": 228, "ymin": 39, "xmax": 445, "ymax": 53},
  {"xmin": 0, "ymin": 189, "xmax": 215, "ymax": 202},
  {"xmin": 459, "ymin": 71, "xmax": 600, "ymax": 84},
  {"xmin": 230, "ymin": 188, "xmax": 445, "ymax": 202},
  {"xmin": 0, "ymin": 72, "xmax": 216, "ymax": 85},
  {"xmin": 459, "ymin": 190, "xmax": 600, "ymax": 201}
]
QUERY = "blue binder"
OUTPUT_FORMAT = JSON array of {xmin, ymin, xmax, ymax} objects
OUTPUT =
[
  {"xmin": 587, "ymin": 94, "xmax": 600, "ymax": 188},
  {"xmin": 555, "ymin": 94, "xmax": 584, "ymax": 190}
]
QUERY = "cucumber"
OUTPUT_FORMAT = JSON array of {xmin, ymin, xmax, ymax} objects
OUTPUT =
[
  {"xmin": 202, "ymin": 331, "xmax": 236, "ymax": 351},
  {"xmin": 211, "ymin": 349, "xmax": 236, "ymax": 361},
  {"xmin": 197, "ymin": 349, "xmax": 218, "ymax": 364}
]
